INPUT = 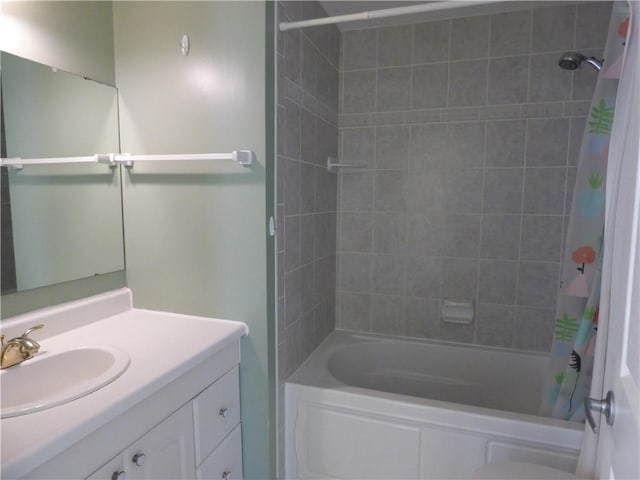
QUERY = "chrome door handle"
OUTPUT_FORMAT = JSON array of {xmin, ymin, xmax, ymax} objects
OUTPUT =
[{"xmin": 585, "ymin": 390, "xmax": 615, "ymax": 433}]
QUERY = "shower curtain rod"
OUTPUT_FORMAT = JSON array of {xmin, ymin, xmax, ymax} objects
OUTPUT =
[{"xmin": 279, "ymin": 0, "xmax": 507, "ymax": 32}]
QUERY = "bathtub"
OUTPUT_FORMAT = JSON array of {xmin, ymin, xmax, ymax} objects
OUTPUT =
[{"xmin": 285, "ymin": 330, "xmax": 584, "ymax": 479}]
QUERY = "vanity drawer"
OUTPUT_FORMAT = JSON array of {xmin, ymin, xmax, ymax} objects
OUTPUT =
[
  {"xmin": 196, "ymin": 424, "xmax": 242, "ymax": 480},
  {"xmin": 85, "ymin": 453, "xmax": 124, "ymax": 479},
  {"xmin": 193, "ymin": 365, "xmax": 240, "ymax": 465}
]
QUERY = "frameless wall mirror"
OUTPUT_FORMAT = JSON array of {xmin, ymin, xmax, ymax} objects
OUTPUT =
[{"xmin": 1, "ymin": 51, "xmax": 125, "ymax": 296}]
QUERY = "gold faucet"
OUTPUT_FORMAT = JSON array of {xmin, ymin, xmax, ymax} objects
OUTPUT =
[{"xmin": 1, "ymin": 324, "xmax": 44, "ymax": 369}]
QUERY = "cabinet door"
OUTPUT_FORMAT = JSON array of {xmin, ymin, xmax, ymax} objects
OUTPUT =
[
  {"xmin": 85, "ymin": 454, "xmax": 125, "ymax": 480},
  {"xmin": 196, "ymin": 424, "xmax": 242, "ymax": 480},
  {"xmin": 125, "ymin": 403, "xmax": 196, "ymax": 480}
]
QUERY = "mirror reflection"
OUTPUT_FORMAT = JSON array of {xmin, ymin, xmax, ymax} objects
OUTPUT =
[{"xmin": 1, "ymin": 52, "xmax": 125, "ymax": 294}]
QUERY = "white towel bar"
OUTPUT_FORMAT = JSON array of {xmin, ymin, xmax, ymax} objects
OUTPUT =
[
  {"xmin": 0, "ymin": 156, "xmax": 107, "ymax": 170},
  {"xmin": 0, "ymin": 150, "xmax": 255, "ymax": 170}
]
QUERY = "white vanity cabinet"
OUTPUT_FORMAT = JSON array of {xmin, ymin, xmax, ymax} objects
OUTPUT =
[
  {"xmin": 1, "ymin": 291, "xmax": 249, "ymax": 480},
  {"xmin": 87, "ymin": 367, "xmax": 242, "ymax": 480}
]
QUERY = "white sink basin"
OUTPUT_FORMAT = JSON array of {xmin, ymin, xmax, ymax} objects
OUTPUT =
[{"xmin": 0, "ymin": 346, "xmax": 130, "ymax": 418}]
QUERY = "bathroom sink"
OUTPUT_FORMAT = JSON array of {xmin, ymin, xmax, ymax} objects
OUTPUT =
[{"xmin": 0, "ymin": 346, "xmax": 130, "ymax": 418}]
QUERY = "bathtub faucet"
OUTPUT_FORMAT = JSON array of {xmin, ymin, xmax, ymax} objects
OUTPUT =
[{"xmin": 0, "ymin": 324, "xmax": 44, "ymax": 369}]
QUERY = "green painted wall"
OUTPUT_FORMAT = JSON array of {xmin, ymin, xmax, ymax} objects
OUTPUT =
[{"xmin": 113, "ymin": 2, "xmax": 274, "ymax": 478}]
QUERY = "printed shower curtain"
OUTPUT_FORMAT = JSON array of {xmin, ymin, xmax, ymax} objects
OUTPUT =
[{"xmin": 541, "ymin": 2, "xmax": 630, "ymax": 421}]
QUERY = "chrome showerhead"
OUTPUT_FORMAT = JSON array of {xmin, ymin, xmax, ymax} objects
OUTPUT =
[
  {"xmin": 558, "ymin": 52, "xmax": 603, "ymax": 71},
  {"xmin": 558, "ymin": 52, "xmax": 585, "ymax": 70}
]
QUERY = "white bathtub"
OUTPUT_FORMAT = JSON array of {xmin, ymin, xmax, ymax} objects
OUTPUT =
[{"xmin": 285, "ymin": 330, "xmax": 584, "ymax": 479}]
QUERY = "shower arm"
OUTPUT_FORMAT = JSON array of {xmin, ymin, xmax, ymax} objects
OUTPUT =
[{"xmin": 327, "ymin": 158, "xmax": 367, "ymax": 173}]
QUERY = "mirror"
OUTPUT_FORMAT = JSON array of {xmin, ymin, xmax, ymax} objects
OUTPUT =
[{"xmin": 1, "ymin": 52, "xmax": 124, "ymax": 295}]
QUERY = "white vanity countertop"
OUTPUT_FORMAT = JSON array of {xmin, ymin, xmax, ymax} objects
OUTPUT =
[{"xmin": 0, "ymin": 289, "xmax": 248, "ymax": 479}]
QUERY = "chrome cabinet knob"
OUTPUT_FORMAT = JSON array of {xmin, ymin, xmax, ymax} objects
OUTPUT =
[
  {"xmin": 222, "ymin": 471, "xmax": 231, "ymax": 480},
  {"xmin": 111, "ymin": 471, "xmax": 126, "ymax": 480},
  {"xmin": 132, "ymin": 452, "xmax": 146, "ymax": 467},
  {"xmin": 218, "ymin": 407, "xmax": 229, "ymax": 418}
]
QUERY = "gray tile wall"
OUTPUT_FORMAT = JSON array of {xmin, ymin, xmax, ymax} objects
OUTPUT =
[
  {"xmin": 276, "ymin": 1, "xmax": 339, "ymax": 477},
  {"xmin": 336, "ymin": 2, "xmax": 612, "ymax": 352},
  {"xmin": 1, "ymin": 167, "xmax": 17, "ymax": 295}
]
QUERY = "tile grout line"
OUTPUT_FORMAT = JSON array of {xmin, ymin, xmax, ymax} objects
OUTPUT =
[
  {"xmin": 509, "ymin": 6, "xmax": 537, "ymax": 349},
  {"xmin": 368, "ymin": 28, "xmax": 379, "ymax": 333},
  {"xmin": 475, "ymin": 124, "xmax": 489, "ymax": 345},
  {"xmin": 474, "ymin": 12, "xmax": 492, "ymax": 344}
]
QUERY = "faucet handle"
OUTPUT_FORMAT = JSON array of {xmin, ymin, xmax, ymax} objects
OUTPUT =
[
  {"xmin": 21, "ymin": 324, "xmax": 44, "ymax": 338},
  {"xmin": 19, "ymin": 324, "xmax": 44, "ymax": 356}
]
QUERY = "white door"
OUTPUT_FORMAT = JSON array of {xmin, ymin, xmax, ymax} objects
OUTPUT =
[{"xmin": 595, "ymin": 3, "xmax": 640, "ymax": 477}]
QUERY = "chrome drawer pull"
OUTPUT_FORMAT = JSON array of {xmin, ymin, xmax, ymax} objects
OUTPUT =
[{"xmin": 132, "ymin": 452, "xmax": 146, "ymax": 467}]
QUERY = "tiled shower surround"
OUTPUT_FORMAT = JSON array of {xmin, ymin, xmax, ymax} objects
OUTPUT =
[
  {"xmin": 335, "ymin": 2, "xmax": 612, "ymax": 351},
  {"xmin": 275, "ymin": 0, "xmax": 339, "ymax": 475},
  {"xmin": 276, "ymin": 0, "xmax": 339, "ymax": 386}
]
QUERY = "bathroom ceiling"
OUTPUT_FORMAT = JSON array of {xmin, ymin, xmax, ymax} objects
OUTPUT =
[{"xmin": 317, "ymin": 1, "xmax": 570, "ymax": 30}]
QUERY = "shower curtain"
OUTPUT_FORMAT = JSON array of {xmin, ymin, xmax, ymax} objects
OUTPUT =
[{"xmin": 541, "ymin": 2, "xmax": 630, "ymax": 421}]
